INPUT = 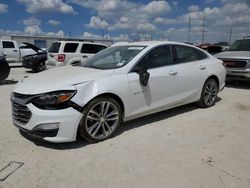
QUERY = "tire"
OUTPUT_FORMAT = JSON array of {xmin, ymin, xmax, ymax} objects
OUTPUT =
[
  {"xmin": 34, "ymin": 61, "xmax": 46, "ymax": 72},
  {"xmin": 79, "ymin": 97, "xmax": 122, "ymax": 143},
  {"xmin": 0, "ymin": 59, "xmax": 10, "ymax": 81},
  {"xmin": 197, "ymin": 78, "xmax": 218, "ymax": 108}
]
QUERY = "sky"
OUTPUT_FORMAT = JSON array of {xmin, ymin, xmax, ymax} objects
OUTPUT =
[{"xmin": 0, "ymin": 0, "xmax": 249, "ymax": 43}]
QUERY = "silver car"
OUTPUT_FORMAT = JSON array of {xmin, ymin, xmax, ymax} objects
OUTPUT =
[{"xmin": 215, "ymin": 38, "xmax": 250, "ymax": 80}]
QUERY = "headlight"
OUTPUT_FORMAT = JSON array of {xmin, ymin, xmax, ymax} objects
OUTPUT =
[
  {"xmin": 32, "ymin": 90, "xmax": 76, "ymax": 109},
  {"xmin": 247, "ymin": 60, "xmax": 250, "ymax": 68}
]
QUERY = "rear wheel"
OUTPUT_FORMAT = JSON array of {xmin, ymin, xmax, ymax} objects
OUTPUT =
[
  {"xmin": 198, "ymin": 78, "xmax": 218, "ymax": 108},
  {"xmin": 79, "ymin": 97, "xmax": 122, "ymax": 142}
]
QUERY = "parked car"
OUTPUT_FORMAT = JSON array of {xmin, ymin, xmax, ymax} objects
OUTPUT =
[
  {"xmin": 45, "ymin": 40, "xmax": 107, "ymax": 68},
  {"xmin": 0, "ymin": 40, "xmax": 37, "ymax": 64},
  {"xmin": 22, "ymin": 42, "xmax": 47, "ymax": 72},
  {"xmin": 207, "ymin": 45, "xmax": 222, "ymax": 55},
  {"xmin": 215, "ymin": 37, "xmax": 250, "ymax": 80},
  {"xmin": 0, "ymin": 56, "xmax": 10, "ymax": 81},
  {"xmin": 11, "ymin": 41, "xmax": 226, "ymax": 143}
]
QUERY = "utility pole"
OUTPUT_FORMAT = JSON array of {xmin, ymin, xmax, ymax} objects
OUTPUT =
[
  {"xmin": 160, "ymin": 32, "xmax": 164, "ymax": 41},
  {"xmin": 202, "ymin": 16, "xmax": 206, "ymax": 44},
  {"xmin": 105, "ymin": 26, "xmax": 108, "ymax": 40},
  {"xmin": 229, "ymin": 28, "xmax": 232, "ymax": 45},
  {"xmin": 101, "ymin": 29, "xmax": 104, "ymax": 40},
  {"xmin": 69, "ymin": 29, "xmax": 71, "ymax": 38},
  {"xmin": 68, "ymin": 23, "xmax": 72, "ymax": 38},
  {"xmin": 187, "ymin": 16, "xmax": 191, "ymax": 43}
]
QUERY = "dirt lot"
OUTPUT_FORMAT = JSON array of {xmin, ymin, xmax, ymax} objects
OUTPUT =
[{"xmin": 0, "ymin": 67, "xmax": 250, "ymax": 188}]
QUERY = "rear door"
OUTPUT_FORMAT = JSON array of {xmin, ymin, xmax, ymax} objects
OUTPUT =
[
  {"xmin": 171, "ymin": 45, "xmax": 209, "ymax": 102},
  {"xmin": 1, "ymin": 41, "xmax": 19, "ymax": 63},
  {"xmin": 47, "ymin": 41, "xmax": 61, "ymax": 65},
  {"xmin": 62, "ymin": 42, "xmax": 79, "ymax": 65}
]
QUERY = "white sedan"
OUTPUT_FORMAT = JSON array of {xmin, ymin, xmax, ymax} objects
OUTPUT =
[{"xmin": 11, "ymin": 41, "xmax": 226, "ymax": 143}]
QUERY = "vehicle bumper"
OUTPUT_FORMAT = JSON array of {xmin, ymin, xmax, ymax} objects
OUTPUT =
[
  {"xmin": 45, "ymin": 59, "xmax": 65, "ymax": 69},
  {"xmin": 22, "ymin": 60, "xmax": 36, "ymax": 69},
  {"xmin": 13, "ymin": 103, "xmax": 83, "ymax": 143},
  {"xmin": 226, "ymin": 68, "xmax": 250, "ymax": 80}
]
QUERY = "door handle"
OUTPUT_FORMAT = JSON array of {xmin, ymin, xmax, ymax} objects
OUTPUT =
[
  {"xmin": 169, "ymin": 70, "xmax": 178, "ymax": 76},
  {"xmin": 199, "ymin": 65, "xmax": 206, "ymax": 70},
  {"xmin": 13, "ymin": 50, "xmax": 18, "ymax": 52},
  {"xmin": 82, "ymin": 55, "xmax": 88, "ymax": 58}
]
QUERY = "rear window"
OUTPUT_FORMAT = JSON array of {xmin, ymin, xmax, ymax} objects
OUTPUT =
[
  {"xmin": 81, "ymin": 44, "xmax": 106, "ymax": 54},
  {"xmin": 2, "ymin": 41, "xmax": 15, "ymax": 48},
  {"xmin": 174, "ymin": 45, "xmax": 207, "ymax": 63},
  {"xmin": 48, "ymin": 42, "xmax": 61, "ymax": 53},
  {"xmin": 63, "ymin": 43, "xmax": 79, "ymax": 53}
]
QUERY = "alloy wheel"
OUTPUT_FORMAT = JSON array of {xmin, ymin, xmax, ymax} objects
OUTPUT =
[
  {"xmin": 85, "ymin": 101, "xmax": 119, "ymax": 139},
  {"xmin": 204, "ymin": 80, "xmax": 218, "ymax": 106}
]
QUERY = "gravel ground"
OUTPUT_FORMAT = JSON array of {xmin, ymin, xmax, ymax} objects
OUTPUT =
[{"xmin": 0, "ymin": 67, "xmax": 250, "ymax": 188}]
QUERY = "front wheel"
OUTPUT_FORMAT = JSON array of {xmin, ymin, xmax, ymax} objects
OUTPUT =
[
  {"xmin": 79, "ymin": 97, "xmax": 122, "ymax": 142},
  {"xmin": 198, "ymin": 78, "xmax": 218, "ymax": 108},
  {"xmin": 34, "ymin": 61, "xmax": 46, "ymax": 72}
]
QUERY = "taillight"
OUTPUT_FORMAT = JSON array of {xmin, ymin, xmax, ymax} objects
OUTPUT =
[{"xmin": 58, "ymin": 54, "xmax": 65, "ymax": 62}]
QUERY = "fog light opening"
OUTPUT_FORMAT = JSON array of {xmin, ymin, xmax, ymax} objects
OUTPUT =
[{"xmin": 34, "ymin": 123, "xmax": 60, "ymax": 131}]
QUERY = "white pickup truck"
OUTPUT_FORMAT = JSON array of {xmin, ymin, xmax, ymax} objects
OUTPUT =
[{"xmin": 0, "ymin": 40, "xmax": 37, "ymax": 63}]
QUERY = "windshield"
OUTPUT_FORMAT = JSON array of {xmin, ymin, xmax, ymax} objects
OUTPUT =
[
  {"xmin": 48, "ymin": 42, "xmax": 61, "ymax": 53},
  {"xmin": 81, "ymin": 45, "xmax": 146, "ymax": 70},
  {"xmin": 229, "ymin": 39, "xmax": 250, "ymax": 51}
]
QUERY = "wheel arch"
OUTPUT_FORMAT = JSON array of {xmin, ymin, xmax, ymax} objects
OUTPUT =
[
  {"xmin": 83, "ymin": 92, "xmax": 125, "ymax": 119},
  {"xmin": 67, "ymin": 58, "xmax": 82, "ymax": 65},
  {"xmin": 206, "ymin": 75, "xmax": 219, "ymax": 88}
]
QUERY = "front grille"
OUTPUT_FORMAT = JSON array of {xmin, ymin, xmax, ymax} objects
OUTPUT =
[
  {"xmin": 12, "ymin": 102, "xmax": 32, "ymax": 124},
  {"xmin": 12, "ymin": 93, "xmax": 33, "ymax": 101},
  {"xmin": 222, "ymin": 60, "xmax": 247, "ymax": 68},
  {"xmin": 11, "ymin": 93, "xmax": 33, "ymax": 125}
]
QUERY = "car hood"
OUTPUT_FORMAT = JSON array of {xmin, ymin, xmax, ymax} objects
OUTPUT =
[
  {"xmin": 215, "ymin": 51, "xmax": 250, "ymax": 60},
  {"xmin": 14, "ymin": 66, "xmax": 114, "ymax": 94},
  {"xmin": 23, "ymin": 42, "xmax": 44, "ymax": 53},
  {"xmin": 23, "ymin": 52, "xmax": 47, "ymax": 58}
]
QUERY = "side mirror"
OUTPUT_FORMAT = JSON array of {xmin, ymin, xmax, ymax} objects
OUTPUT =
[{"xmin": 136, "ymin": 66, "xmax": 150, "ymax": 86}]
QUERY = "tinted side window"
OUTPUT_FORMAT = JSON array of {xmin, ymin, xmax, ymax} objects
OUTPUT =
[
  {"xmin": 135, "ymin": 46, "xmax": 172, "ymax": 69},
  {"xmin": 63, "ymin": 43, "xmax": 79, "ymax": 53},
  {"xmin": 197, "ymin": 49, "xmax": 208, "ymax": 60},
  {"xmin": 174, "ymin": 45, "xmax": 207, "ymax": 63},
  {"xmin": 81, "ymin": 44, "xmax": 101, "ymax": 54},
  {"xmin": 2, "ymin": 41, "xmax": 15, "ymax": 48},
  {"xmin": 48, "ymin": 42, "xmax": 61, "ymax": 53},
  {"xmin": 97, "ymin": 45, "xmax": 107, "ymax": 52}
]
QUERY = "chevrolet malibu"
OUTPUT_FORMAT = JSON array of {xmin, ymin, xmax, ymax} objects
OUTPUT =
[{"xmin": 11, "ymin": 41, "xmax": 226, "ymax": 143}]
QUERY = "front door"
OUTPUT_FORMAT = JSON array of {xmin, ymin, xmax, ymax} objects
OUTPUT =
[
  {"xmin": 128, "ymin": 45, "xmax": 181, "ymax": 117},
  {"xmin": 2, "ymin": 41, "xmax": 19, "ymax": 62}
]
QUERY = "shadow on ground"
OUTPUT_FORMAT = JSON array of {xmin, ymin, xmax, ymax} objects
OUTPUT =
[
  {"xmin": 19, "ymin": 100, "xmax": 216, "ymax": 150},
  {"xmin": 225, "ymin": 80, "xmax": 250, "ymax": 90},
  {"xmin": 25, "ymin": 70, "xmax": 37, "ymax": 74},
  {"xmin": 0, "ymin": 80, "xmax": 18, "ymax": 86}
]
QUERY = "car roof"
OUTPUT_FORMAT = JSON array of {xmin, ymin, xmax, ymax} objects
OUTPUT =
[
  {"xmin": 53, "ymin": 40, "xmax": 107, "ymax": 47},
  {"xmin": 112, "ymin": 41, "xmax": 195, "ymax": 48}
]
